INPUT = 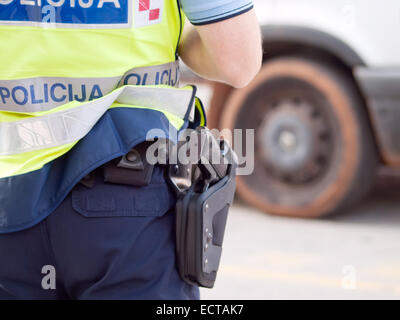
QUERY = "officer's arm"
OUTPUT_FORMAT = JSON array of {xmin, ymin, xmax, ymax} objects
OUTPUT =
[{"xmin": 179, "ymin": 9, "xmax": 262, "ymax": 88}]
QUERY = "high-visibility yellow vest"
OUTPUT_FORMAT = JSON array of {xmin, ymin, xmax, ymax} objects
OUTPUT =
[{"xmin": 0, "ymin": 0, "xmax": 206, "ymax": 233}]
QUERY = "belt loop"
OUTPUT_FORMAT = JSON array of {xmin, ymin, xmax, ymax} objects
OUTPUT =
[{"xmin": 79, "ymin": 172, "xmax": 96, "ymax": 189}]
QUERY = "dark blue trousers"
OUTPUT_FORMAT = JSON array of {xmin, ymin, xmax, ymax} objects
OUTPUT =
[{"xmin": 0, "ymin": 166, "xmax": 199, "ymax": 300}]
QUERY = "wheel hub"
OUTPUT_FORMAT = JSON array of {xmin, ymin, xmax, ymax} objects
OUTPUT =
[
  {"xmin": 278, "ymin": 129, "xmax": 298, "ymax": 152},
  {"xmin": 257, "ymin": 98, "xmax": 332, "ymax": 184}
]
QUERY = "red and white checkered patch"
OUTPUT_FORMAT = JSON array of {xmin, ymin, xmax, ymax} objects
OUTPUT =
[{"xmin": 135, "ymin": 0, "xmax": 163, "ymax": 28}]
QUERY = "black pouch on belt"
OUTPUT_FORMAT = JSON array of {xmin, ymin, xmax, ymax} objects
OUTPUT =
[{"xmin": 103, "ymin": 142, "xmax": 154, "ymax": 187}]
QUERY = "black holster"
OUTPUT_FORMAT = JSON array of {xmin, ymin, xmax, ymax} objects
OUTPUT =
[
  {"xmin": 175, "ymin": 164, "xmax": 236, "ymax": 288},
  {"xmin": 169, "ymin": 127, "xmax": 237, "ymax": 288}
]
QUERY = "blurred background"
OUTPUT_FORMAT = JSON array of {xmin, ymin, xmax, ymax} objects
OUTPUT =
[{"xmin": 183, "ymin": 0, "xmax": 400, "ymax": 299}]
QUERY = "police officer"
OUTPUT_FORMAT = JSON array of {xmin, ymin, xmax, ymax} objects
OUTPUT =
[{"xmin": 0, "ymin": 0, "xmax": 261, "ymax": 299}]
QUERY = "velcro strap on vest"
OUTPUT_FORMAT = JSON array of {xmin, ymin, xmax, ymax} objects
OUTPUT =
[{"xmin": 0, "ymin": 61, "xmax": 180, "ymax": 113}]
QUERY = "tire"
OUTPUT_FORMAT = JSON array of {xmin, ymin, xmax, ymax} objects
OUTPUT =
[{"xmin": 220, "ymin": 57, "xmax": 378, "ymax": 218}]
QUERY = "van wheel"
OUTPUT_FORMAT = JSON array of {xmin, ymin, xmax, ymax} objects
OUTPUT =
[{"xmin": 220, "ymin": 57, "xmax": 378, "ymax": 218}]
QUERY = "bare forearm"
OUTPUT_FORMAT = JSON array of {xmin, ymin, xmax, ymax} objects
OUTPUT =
[{"xmin": 179, "ymin": 9, "xmax": 262, "ymax": 88}]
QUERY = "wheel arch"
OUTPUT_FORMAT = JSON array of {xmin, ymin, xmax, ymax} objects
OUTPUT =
[
  {"xmin": 259, "ymin": 26, "xmax": 382, "ymax": 161},
  {"xmin": 260, "ymin": 25, "xmax": 365, "ymax": 68}
]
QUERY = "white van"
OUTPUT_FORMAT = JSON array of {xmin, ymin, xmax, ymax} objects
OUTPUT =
[{"xmin": 207, "ymin": 0, "xmax": 400, "ymax": 218}]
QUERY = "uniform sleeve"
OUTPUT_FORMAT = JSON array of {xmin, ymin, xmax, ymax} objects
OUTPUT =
[{"xmin": 179, "ymin": 0, "xmax": 254, "ymax": 26}]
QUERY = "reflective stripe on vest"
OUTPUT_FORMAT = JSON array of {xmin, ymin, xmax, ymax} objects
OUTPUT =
[{"xmin": 0, "ymin": 61, "xmax": 180, "ymax": 113}]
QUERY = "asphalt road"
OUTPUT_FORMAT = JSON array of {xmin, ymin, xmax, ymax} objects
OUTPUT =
[{"xmin": 200, "ymin": 174, "xmax": 400, "ymax": 300}]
